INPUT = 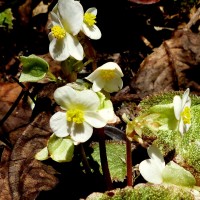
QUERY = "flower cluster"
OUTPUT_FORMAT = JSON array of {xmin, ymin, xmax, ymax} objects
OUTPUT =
[{"xmin": 48, "ymin": 0, "xmax": 101, "ymax": 62}]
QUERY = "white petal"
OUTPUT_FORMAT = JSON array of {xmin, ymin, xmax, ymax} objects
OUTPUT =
[
  {"xmin": 173, "ymin": 95, "xmax": 182, "ymax": 120},
  {"xmin": 58, "ymin": 0, "xmax": 83, "ymax": 35},
  {"xmin": 84, "ymin": 112, "xmax": 107, "ymax": 128},
  {"xmin": 54, "ymin": 86, "xmax": 100, "ymax": 111},
  {"xmin": 92, "ymin": 77, "xmax": 105, "ymax": 92},
  {"xmin": 50, "ymin": 112, "xmax": 69, "ymax": 137},
  {"xmin": 67, "ymin": 34, "xmax": 83, "ymax": 61},
  {"xmin": 85, "ymin": 69, "xmax": 99, "ymax": 82},
  {"xmin": 100, "ymin": 62, "xmax": 123, "ymax": 77},
  {"xmin": 82, "ymin": 24, "xmax": 101, "ymax": 40},
  {"xmin": 98, "ymin": 108, "xmax": 115, "ymax": 122},
  {"xmin": 86, "ymin": 7, "xmax": 97, "ymax": 16},
  {"xmin": 147, "ymin": 145, "xmax": 165, "ymax": 169},
  {"xmin": 182, "ymin": 88, "xmax": 190, "ymax": 108},
  {"xmin": 103, "ymin": 77, "xmax": 123, "ymax": 93},
  {"xmin": 74, "ymin": 89, "xmax": 100, "ymax": 111},
  {"xmin": 179, "ymin": 118, "xmax": 184, "ymax": 136},
  {"xmin": 139, "ymin": 159, "xmax": 163, "ymax": 184},
  {"xmin": 49, "ymin": 36, "xmax": 70, "ymax": 61},
  {"xmin": 54, "ymin": 85, "xmax": 77, "ymax": 109},
  {"xmin": 70, "ymin": 122, "xmax": 93, "ymax": 143},
  {"xmin": 50, "ymin": 12, "xmax": 62, "ymax": 27}
]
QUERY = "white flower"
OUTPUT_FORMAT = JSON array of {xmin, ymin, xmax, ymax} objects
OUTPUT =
[
  {"xmin": 139, "ymin": 145, "xmax": 165, "ymax": 184},
  {"xmin": 50, "ymin": 85, "xmax": 107, "ymax": 143},
  {"xmin": 81, "ymin": 7, "xmax": 101, "ymax": 40},
  {"xmin": 139, "ymin": 145, "xmax": 196, "ymax": 187},
  {"xmin": 85, "ymin": 62, "xmax": 124, "ymax": 93},
  {"xmin": 48, "ymin": 0, "xmax": 84, "ymax": 61},
  {"xmin": 173, "ymin": 88, "xmax": 191, "ymax": 135}
]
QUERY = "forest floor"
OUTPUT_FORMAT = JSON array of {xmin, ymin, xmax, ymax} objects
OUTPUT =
[{"xmin": 0, "ymin": 0, "xmax": 200, "ymax": 199}]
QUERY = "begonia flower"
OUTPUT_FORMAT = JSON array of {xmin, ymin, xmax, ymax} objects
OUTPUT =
[
  {"xmin": 139, "ymin": 145, "xmax": 196, "ymax": 188},
  {"xmin": 139, "ymin": 145, "xmax": 165, "ymax": 184},
  {"xmin": 48, "ymin": 0, "xmax": 84, "ymax": 61},
  {"xmin": 82, "ymin": 7, "xmax": 101, "ymax": 40},
  {"xmin": 85, "ymin": 62, "xmax": 124, "ymax": 93},
  {"xmin": 173, "ymin": 88, "xmax": 191, "ymax": 135},
  {"xmin": 50, "ymin": 85, "xmax": 107, "ymax": 143}
]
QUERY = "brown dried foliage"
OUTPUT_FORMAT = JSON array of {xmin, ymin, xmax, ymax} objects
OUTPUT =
[
  {"xmin": 0, "ymin": 112, "xmax": 58, "ymax": 200},
  {"xmin": 132, "ymin": 30, "xmax": 200, "ymax": 98}
]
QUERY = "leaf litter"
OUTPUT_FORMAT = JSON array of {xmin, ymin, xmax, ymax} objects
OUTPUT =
[{"xmin": 1, "ymin": 1, "xmax": 200, "ymax": 199}]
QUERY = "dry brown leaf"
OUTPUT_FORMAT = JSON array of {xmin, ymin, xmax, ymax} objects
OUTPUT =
[
  {"xmin": 0, "ymin": 82, "xmax": 32, "ymax": 135},
  {"xmin": 0, "ymin": 112, "xmax": 58, "ymax": 200},
  {"xmin": 0, "ymin": 147, "xmax": 12, "ymax": 200},
  {"xmin": 131, "ymin": 30, "xmax": 200, "ymax": 98}
]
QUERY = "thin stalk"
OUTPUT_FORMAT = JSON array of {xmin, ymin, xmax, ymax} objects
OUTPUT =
[
  {"xmin": 80, "ymin": 143, "xmax": 92, "ymax": 175},
  {"xmin": 97, "ymin": 127, "xmax": 113, "ymax": 190},
  {"xmin": 126, "ymin": 137, "xmax": 133, "ymax": 186}
]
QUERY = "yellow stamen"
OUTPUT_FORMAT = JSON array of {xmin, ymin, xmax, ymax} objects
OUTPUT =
[
  {"xmin": 51, "ymin": 25, "xmax": 66, "ymax": 39},
  {"xmin": 100, "ymin": 70, "xmax": 115, "ymax": 80},
  {"xmin": 84, "ymin": 12, "xmax": 96, "ymax": 26},
  {"xmin": 181, "ymin": 106, "xmax": 191, "ymax": 124},
  {"xmin": 66, "ymin": 109, "xmax": 84, "ymax": 124}
]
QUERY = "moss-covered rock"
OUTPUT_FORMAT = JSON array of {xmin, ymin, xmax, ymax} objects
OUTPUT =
[
  {"xmin": 86, "ymin": 184, "xmax": 197, "ymax": 200},
  {"xmin": 126, "ymin": 91, "xmax": 200, "ymax": 184}
]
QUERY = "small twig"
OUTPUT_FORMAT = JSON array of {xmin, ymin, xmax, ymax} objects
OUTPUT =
[
  {"xmin": 11, "ymin": 76, "xmax": 36, "ymax": 104},
  {"xmin": 126, "ymin": 137, "xmax": 133, "ymax": 186},
  {"xmin": 97, "ymin": 127, "xmax": 113, "ymax": 191},
  {"xmin": 185, "ymin": 7, "xmax": 200, "ymax": 30},
  {"xmin": 0, "ymin": 89, "xmax": 25, "ymax": 127},
  {"xmin": 80, "ymin": 143, "xmax": 92, "ymax": 175}
]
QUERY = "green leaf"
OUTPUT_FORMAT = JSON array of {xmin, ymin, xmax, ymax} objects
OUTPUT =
[
  {"xmin": 35, "ymin": 147, "xmax": 49, "ymax": 161},
  {"xmin": 48, "ymin": 134, "xmax": 74, "ymax": 163},
  {"xmin": 162, "ymin": 161, "xmax": 196, "ymax": 187},
  {"xmin": 19, "ymin": 55, "xmax": 49, "ymax": 82},
  {"xmin": 92, "ymin": 141, "xmax": 126, "ymax": 182},
  {"xmin": 0, "ymin": 8, "xmax": 13, "ymax": 29}
]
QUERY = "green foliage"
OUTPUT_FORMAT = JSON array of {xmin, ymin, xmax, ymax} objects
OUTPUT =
[
  {"xmin": 0, "ymin": 8, "xmax": 13, "ymax": 29},
  {"xmin": 48, "ymin": 134, "xmax": 74, "ymax": 162},
  {"xmin": 92, "ymin": 141, "xmax": 126, "ymax": 182},
  {"xmin": 162, "ymin": 161, "xmax": 196, "ymax": 187},
  {"xmin": 19, "ymin": 54, "xmax": 49, "ymax": 82}
]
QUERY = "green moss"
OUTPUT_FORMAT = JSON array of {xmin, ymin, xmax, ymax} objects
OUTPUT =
[
  {"xmin": 177, "ymin": 105, "xmax": 200, "ymax": 172},
  {"xmin": 152, "ymin": 130, "xmax": 177, "ymax": 156},
  {"xmin": 87, "ymin": 184, "xmax": 195, "ymax": 200}
]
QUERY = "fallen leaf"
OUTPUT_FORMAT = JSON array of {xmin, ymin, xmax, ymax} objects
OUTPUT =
[
  {"xmin": 131, "ymin": 30, "xmax": 200, "ymax": 98},
  {"xmin": 0, "ymin": 82, "xmax": 32, "ymax": 135},
  {"xmin": 0, "ymin": 112, "xmax": 58, "ymax": 200}
]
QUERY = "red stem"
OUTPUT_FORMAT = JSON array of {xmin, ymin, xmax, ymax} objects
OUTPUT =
[
  {"xmin": 126, "ymin": 137, "xmax": 133, "ymax": 186},
  {"xmin": 97, "ymin": 127, "xmax": 113, "ymax": 191}
]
